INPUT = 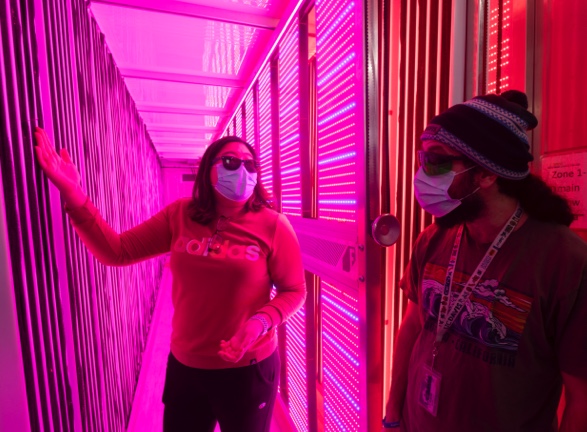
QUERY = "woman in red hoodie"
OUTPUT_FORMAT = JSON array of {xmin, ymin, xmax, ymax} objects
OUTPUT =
[{"xmin": 34, "ymin": 128, "xmax": 306, "ymax": 432}]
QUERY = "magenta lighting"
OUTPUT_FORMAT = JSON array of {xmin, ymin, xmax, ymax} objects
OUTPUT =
[
  {"xmin": 279, "ymin": 18, "xmax": 303, "ymax": 217},
  {"xmin": 314, "ymin": 0, "xmax": 364, "ymax": 428},
  {"xmin": 245, "ymin": 90, "xmax": 256, "ymax": 146},
  {"xmin": 258, "ymin": 62, "xmax": 274, "ymax": 196},
  {"xmin": 236, "ymin": 105, "xmax": 244, "ymax": 138},
  {"xmin": 316, "ymin": 0, "xmax": 361, "ymax": 224},
  {"xmin": 285, "ymin": 306, "xmax": 309, "ymax": 431},
  {"xmin": 487, "ymin": 0, "xmax": 512, "ymax": 93},
  {"xmin": 321, "ymin": 281, "xmax": 360, "ymax": 432}
]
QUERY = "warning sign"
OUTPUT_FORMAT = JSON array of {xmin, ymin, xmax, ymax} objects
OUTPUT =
[{"xmin": 541, "ymin": 152, "xmax": 587, "ymax": 230}]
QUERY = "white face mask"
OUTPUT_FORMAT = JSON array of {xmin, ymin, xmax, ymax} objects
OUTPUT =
[
  {"xmin": 414, "ymin": 166, "xmax": 478, "ymax": 217},
  {"xmin": 214, "ymin": 164, "xmax": 258, "ymax": 202}
]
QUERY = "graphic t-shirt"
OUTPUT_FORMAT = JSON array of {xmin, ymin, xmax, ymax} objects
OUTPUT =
[
  {"xmin": 67, "ymin": 197, "xmax": 306, "ymax": 369},
  {"xmin": 401, "ymin": 218, "xmax": 587, "ymax": 432}
]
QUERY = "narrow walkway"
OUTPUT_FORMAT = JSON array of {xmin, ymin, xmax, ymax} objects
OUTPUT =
[
  {"xmin": 127, "ymin": 262, "xmax": 291, "ymax": 432},
  {"xmin": 127, "ymin": 264, "xmax": 173, "ymax": 432}
]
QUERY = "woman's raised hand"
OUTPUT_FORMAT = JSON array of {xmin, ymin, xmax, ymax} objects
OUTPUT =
[{"xmin": 34, "ymin": 127, "xmax": 87, "ymax": 208}]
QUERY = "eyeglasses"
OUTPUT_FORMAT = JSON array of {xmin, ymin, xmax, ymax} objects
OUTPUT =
[
  {"xmin": 417, "ymin": 150, "xmax": 466, "ymax": 176},
  {"xmin": 207, "ymin": 216, "xmax": 230, "ymax": 253},
  {"xmin": 213, "ymin": 155, "xmax": 259, "ymax": 173}
]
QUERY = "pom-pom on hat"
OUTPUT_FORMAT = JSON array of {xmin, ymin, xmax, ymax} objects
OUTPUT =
[{"xmin": 420, "ymin": 90, "xmax": 538, "ymax": 179}]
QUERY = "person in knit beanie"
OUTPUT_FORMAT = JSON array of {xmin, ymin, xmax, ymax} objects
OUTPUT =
[
  {"xmin": 421, "ymin": 90, "xmax": 537, "ymax": 179},
  {"xmin": 382, "ymin": 91, "xmax": 587, "ymax": 432}
]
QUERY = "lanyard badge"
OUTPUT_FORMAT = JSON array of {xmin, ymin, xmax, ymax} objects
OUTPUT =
[{"xmin": 418, "ymin": 205, "xmax": 523, "ymax": 417}]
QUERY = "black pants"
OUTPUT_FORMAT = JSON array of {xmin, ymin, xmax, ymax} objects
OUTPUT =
[{"xmin": 162, "ymin": 351, "xmax": 280, "ymax": 432}]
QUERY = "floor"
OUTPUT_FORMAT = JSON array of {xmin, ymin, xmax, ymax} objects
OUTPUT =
[{"xmin": 127, "ymin": 262, "xmax": 291, "ymax": 432}]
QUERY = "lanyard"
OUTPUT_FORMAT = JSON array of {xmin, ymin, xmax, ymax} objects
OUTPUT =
[{"xmin": 435, "ymin": 205, "xmax": 523, "ymax": 345}]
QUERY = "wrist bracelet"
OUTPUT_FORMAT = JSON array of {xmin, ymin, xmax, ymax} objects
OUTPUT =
[
  {"xmin": 250, "ymin": 314, "xmax": 269, "ymax": 336},
  {"xmin": 382, "ymin": 418, "xmax": 400, "ymax": 428}
]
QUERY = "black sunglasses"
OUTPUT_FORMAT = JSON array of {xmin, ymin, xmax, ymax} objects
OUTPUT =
[
  {"xmin": 417, "ymin": 151, "xmax": 466, "ymax": 176},
  {"xmin": 213, "ymin": 155, "xmax": 259, "ymax": 173}
]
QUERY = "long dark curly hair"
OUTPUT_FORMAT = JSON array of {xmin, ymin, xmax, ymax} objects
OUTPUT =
[
  {"xmin": 497, "ymin": 174, "xmax": 575, "ymax": 226},
  {"xmin": 188, "ymin": 136, "xmax": 272, "ymax": 224}
]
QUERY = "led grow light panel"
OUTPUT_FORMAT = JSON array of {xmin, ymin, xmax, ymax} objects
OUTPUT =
[
  {"xmin": 315, "ymin": 0, "xmax": 362, "ymax": 223},
  {"xmin": 321, "ymin": 280, "xmax": 360, "ymax": 432},
  {"xmin": 90, "ymin": 3, "xmax": 270, "ymax": 77},
  {"xmin": 257, "ymin": 62, "xmax": 274, "ymax": 197},
  {"xmin": 278, "ymin": 18, "xmax": 302, "ymax": 217},
  {"xmin": 285, "ymin": 305, "xmax": 309, "ymax": 432}
]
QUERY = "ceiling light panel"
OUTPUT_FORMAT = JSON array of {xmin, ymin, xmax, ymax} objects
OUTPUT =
[
  {"xmin": 177, "ymin": 0, "xmax": 276, "ymax": 13},
  {"xmin": 91, "ymin": 3, "xmax": 271, "ymax": 78},
  {"xmin": 149, "ymin": 130, "xmax": 211, "ymax": 140},
  {"xmin": 141, "ymin": 112, "xmax": 220, "ymax": 127},
  {"xmin": 124, "ymin": 78, "xmax": 232, "ymax": 109}
]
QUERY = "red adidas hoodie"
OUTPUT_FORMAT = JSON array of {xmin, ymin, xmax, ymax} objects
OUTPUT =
[{"xmin": 67, "ymin": 197, "xmax": 306, "ymax": 369}]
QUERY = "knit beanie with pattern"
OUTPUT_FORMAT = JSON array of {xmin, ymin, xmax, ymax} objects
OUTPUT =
[{"xmin": 420, "ymin": 90, "xmax": 538, "ymax": 179}]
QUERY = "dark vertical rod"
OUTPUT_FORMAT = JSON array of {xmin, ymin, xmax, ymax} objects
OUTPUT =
[
  {"xmin": 298, "ymin": 8, "xmax": 312, "ymax": 220},
  {"xmin": 269, "ymin": 51, "xmax": 289, "ymax": 405},
  {"xmin": 299, "ymin": 11, "xmax": 318, "ymax": 431}
]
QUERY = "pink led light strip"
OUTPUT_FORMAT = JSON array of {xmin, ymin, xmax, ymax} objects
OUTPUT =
[
  {"xmin": 224, "ymin": 121, "xmax": 234, "ymax": 137},
  {"xmin": 279, "ymin": 18, "xmax": 302, "ymax": 217},
  {"xmin": 258, "ymin": 62, "xmax": 274, "ymax": 196},
  {"xmin": 245, "ymin": 90, "xmax": 256, "ymax": 147},
  {"xmin": 285, "ymin": 307, "xmax": 309, "ymax": 431},
  {"xmin": 316, "ymin": 0, "xmax": 361, "ymax": 223},
  {"xmin": 235, "ymin": 105, "xmax": 244, "ymax": 138},
  {"xmin": 487, "ymin": 0, "xmax": 511, "ymax": 93},
  {"xmin": 216, "ymin": 0, "xmax": 307, "ymax": 141}
]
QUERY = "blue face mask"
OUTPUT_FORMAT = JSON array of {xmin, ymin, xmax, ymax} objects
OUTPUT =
[
  {"xmin": 214, "ymin": 164, "xmax": 258, "ymax": 202},
  {"xmin": 414, "ymin": 166, "xmax": 478, "ymax": 217}
]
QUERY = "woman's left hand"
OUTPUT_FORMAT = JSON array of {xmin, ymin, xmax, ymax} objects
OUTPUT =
[{"xmin": 218, "ymin": 319, "xmax": 264, "ymax": 363}]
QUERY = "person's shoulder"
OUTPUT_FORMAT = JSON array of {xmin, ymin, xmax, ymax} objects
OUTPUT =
[
  {"xmin": 250, "ymin": 207, "xmax": 297, "ymax": 238},
  {"xmin": 165, "ymin": 197, "xmax": 190, "ymax": 210},
  {"xmin": 416, "ymin": 222, "xmax": 450, "ymax": 245},
  {"xmin": 176, "ymin": 197, "xmax": 193, "ymax": 207},
  {"xmin": 524, "ymin": 218, "xmax": 587, "ymax": 259},
  {"xmin": 420, "ymin": 223, "xmax": 441, "ymax": 237},
  {"xmin": 525, "ymin": 218, "xmax": 585, "ymax": 243},
  {"xmin": 163, "ymin": 197, "xmax": 192, "ymax": 218},
  {"xmin": 252, "ymin": 206, "xmax": 281, "ymax": 223}
]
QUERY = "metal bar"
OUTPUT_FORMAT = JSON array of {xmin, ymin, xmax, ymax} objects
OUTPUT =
[
  {"xmin": 253, "ymin": 81, "xmax": 260, "ymax": 155},
  {"xmin": 298, "ymin": 10, "xmax": 312, "ymax": 220},
  {"xmin": 147, "ymin": 124, "xmax": 217, "ymax": 133},
  {"xmin": 157, "ymin": 148, "xmax": 206, "ymax": 154},
  {"xmin": 381, "ymin": 0, "xmax": 402, "ymax": 418},
  {"xmin": 33, "ymin": 0, "xmax": 84, "ymax": 429},
  {"xmin": 0, "ymin": 94, "xmax": 32, "ymax": 432},
  {"xmin": 151, "ymin": 137, "xmax": 210, "ymax": 144},
  {"xmin": 303, "ymin": 270, "xmax": 319, "ymax": 432},
  {"xmin": 449, "ymin": 0, "xmax": 467, "ymax": 105},
  {"xmin": 214, "ymin": 0, "xmax": 307, "ymax": 140},
  {"xmin": 362, "ymin": 0, "xmax": 386, "ymax": 426},
  {"xmin": 1, "ymin": 0, "xmax": 48, "ymax": 428},
  {"xmin": 270, "ymin": 54, "xmax": 282, "ymax": 211},
  {"xmin": 118, "ymin": 67, "xmax": 245, "ymax": 88},
  {"xmin": 136, "ymin": 103, "xmax": 228, "ymax": 116},
  {"xmin": 297, "ymin": 10, "xmax": 319, "ymax": 431},
  {"xmin": 463, "ymin": 0, "xmax": 482, "ymax": 99},
  {"xmin": 74, "ymin": 11, "xmax": 108, "ymax": 429}
]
